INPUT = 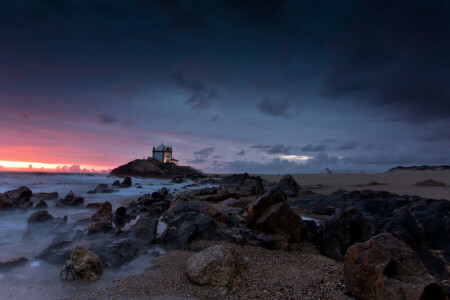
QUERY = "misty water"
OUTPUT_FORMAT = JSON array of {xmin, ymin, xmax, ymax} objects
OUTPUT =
[{"xmin": 0, "ymin": 172, "xmax": 199, "ymax": 299}]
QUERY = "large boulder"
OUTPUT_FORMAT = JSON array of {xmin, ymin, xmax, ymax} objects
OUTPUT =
[
  {"xmin": 247, "ymin": 187, "xmax": 306, "ymax": 244},
  {"xmin": 130, "ymin": 216, "xmax": 158, "ymax": 244},
  {"xmin": 60, "ymin": 246, "xmax": 103, "ymax": 281},
  {"xmin": 112, "ymin": 206, "xmax": 129, "ymax": 230},
  {"xmin": 278, "ymin": 174, "xmax": 301, "ymax": 197},
  {"xmin": 186, "ymin": 245, "xmax": 246, "ymax": 290},
  {"xmin": 87, "ymin": 202, "xmax": 112, "ymax": 234},
  {"xmin": 88, "ymin": 183, "xmax": 114, "ymax": 194},
  {"xmin": 221, "ymin": 173, "xmax": 264, "ymax": 196},
  {"xmin": 119, "ymin": 177, "xmax": 132, "ymax": 188},
  {"xmin": 0, "ymin": 186, "xmax": 32, "ymax": 210},
  {"xmin": 344, "ymin": 233, "xmax": 445, "ymax": 300},
  {"xmin": 28, "ymin": 210, "xmax": 54, "ymax": 224},
  {"xmin": 56, "ymin": 191, "xmax": 84, "ymax": 207}
]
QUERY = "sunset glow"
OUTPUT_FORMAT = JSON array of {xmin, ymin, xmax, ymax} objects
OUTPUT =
[{"xmin": 0, "ymin": 161, "xmax": 113, "ymax": 173}]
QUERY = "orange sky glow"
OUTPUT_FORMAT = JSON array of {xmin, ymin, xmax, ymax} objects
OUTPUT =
[{"xmin": 0, "ymin": 160, "xmax": 113, "ymax": 173}]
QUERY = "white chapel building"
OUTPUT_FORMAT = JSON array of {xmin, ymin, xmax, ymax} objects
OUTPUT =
[{"xmin": 152, "ymin": 143, "xmax": 178, "ymax": 164}]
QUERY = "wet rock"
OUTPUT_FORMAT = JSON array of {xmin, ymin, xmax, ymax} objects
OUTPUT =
[
  {"xmin": 344, "ymin": 233, "xmax": 445, "ymax": 300},
  {"xmin": 28, "ymin": 210, "xmax": 54, "ymax": 223},
  {"xmin": 37, "ymin": 240, "xmax": 74, "ymax": 264},
  {"xmin": 221, "ymin": 173, "xmax": 265, "ymax": 196},
  {"xmin": 151, "ymin": 187, "xmax": 170, "ymax": 200},
  {"xmin": 171, "ymin": 176, "xmax": 185, "ymax": 183},
  {"xmin": 34, "ymin": 199, "xmax": 48, "ymax": 209},
  {"xmin": 197, "ymin": 187, "xmax": 218, "ymax": 196},
  {"xmin": 32, "ymin": 191, "xmax": 59, "ymax": 202},
  {"xmin": 87, "ymin": 202, "xmax": 112, "ymax": 234},
  {"xmin": 56, "ymin": 191, "xmax": 84, "ymax": 207},
  {"xmin": 88, "ymin": 238, "xmax": 140, "ymax": 267},
  {"xmin": 112, "ymin": 179, "xmax": 120, "ymax": 186},
  {"xmin": 248, "ymin": 187, "xmax": 306, "ymax": 244},
  {"xmin": 187, "ymin": 245, "xmax": 246, "ymax": 290},
  {"xmin": 113, "ymin": 206, "xmax": 129, "ymax": 230},
  {"xmin": 119, "ymin": 177, "xmax": 132, "ymax": 188},
  {"xmin": 87, "ymin": 202, "xmax": 103, "ymax": 209},
  {"xmin": 278, "ymin": 174, "xmax": 301, "ymax": 197},
  {"xmin": 203, "ymin": 193, "xmax": 240, "ymax": 203},
  {"xmin": 130, "ymin": 216, "xmax": 158, "ymax": 244},
  {"xmin": 88, "ymin": 183, "xmax": 114, "ymax": 194},
  {"xmin": 0, "ymin": 186, "xmax": 32, "ymax": 210},
  {"xmin": 0, "ymin": 257, "xmax": 28, "ymax": 271},
  {"xmin": 61, "ymin": 246, "xmax": 103, "ymax": 281}
]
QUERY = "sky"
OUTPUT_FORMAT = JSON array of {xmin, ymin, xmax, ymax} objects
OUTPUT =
[{"xmin": 0, "ymin": 0, "xmax": 449, "ymax": 174}]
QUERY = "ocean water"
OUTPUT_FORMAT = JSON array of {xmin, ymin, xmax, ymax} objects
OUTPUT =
[{"xmin": 0, "ymin": 172, "xmax": 201, "ymax": 299}]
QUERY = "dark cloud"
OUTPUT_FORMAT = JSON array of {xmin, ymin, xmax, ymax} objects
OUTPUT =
[
  {"xmin": 337, "ymin": 142, "xmax": 358, "ymax": 150},
  {"xmin": 257, "ymin": 98, "xmax": 291, "ymax": 118},
  {"xmin": 172, "ymin": 71, "xmax": 218, "ymax": 112},
  {"xmin": 322, "ymin": 0, "xmax": 450, "ymax": 123},
  {"xmin": 309, "ymin": 152, "xmax": 338, "ymax": 165},
  {"xmin": 250, "ymin": 144, "xmax": 291, "ymax": 154},
  {"xmin": 187, "ymin": 157, "xmax": 206, "ymax": 164},
  {"xmin": 193, "ymin": 147, "xmax": 215, "ymax": 159},
  {"xmin": 98, "ymin": 113, "xmax": 118, "ymax": 124},
  {"xmin": 301, "ymin": 144, "xmax": 327, "ymax": 152},
  {"xmin": 236, "ymin": 150, "xmax": 246, "ymax": 156}
]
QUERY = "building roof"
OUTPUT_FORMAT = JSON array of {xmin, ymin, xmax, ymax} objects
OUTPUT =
[{"xmin": 154, "ymin": 143, "xmax": 171, "ymax": 151}]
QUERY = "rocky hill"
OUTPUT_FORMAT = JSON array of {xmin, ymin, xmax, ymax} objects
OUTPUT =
[{"xmin": 109, "ymin": 158, "xmax": 204, "ymax": 178}]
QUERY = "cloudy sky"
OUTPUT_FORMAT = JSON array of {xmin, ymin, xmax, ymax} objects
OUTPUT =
[{"xmin": 0, "ymin": 0, "xmax": 449, "ymax": 173}]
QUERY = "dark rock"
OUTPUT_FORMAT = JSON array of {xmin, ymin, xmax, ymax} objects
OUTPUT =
[
  {"xmin": 87, "ymin": 202, "xmax": 112, "ymax": 234},
  {"xmin": 111, "ymin": 180, "xmax": 120, "ymax": 186},
  {"xmin": 56, "ymin": 191, "xmax": 84, "ymax": 207},
  {"xmin": 221, "ymin": 173, "xmax": 265, "ymax": 196},
  {"xmin": 130, "ymin": 216, "xmax": 158, "ymax": 244},
  {"xmin": 34, "ymin": 200, "xmax": 48, "ymax": 209},
  {"xmin": 32, "ymin": 192, "xmax": 59, "ymax": 202},
  {"xmin": 344, "ymin": 233, "xmax": 445, "ymax": 300},
  {"xmin": 0, "ymin": 186, "xmax": 32, "ymax": 210},
  {"xmin": 414, "ymin": 179, "xmax": 447, "ymax": 187},
  {"xmin": 88, "ymin": 183, "xmax": 114, "ymax": 194},
  {"xmin": 151, "ymin": 187, "xmax": 169, "ymax": 200},
  {"xmin": 88, "ymin": 238, "xmax": 140, "ymax": 267},
  {"xmin": 28, "ymin": 210, "xmax": 54, "ymax": 223},
  {"xmin": 197, "ymin": 187, "xmax": 218, "ymax": 196},
  {"xmin": 87, "ymin": 203, "xmax": 103, "ymax": 209},
  {"xmin": 171, "ymin": 176, "xmax": 185, "ymax": 183},
  {"xmin": 278, "ymin": 174, "xmax": 301, "ymax": 197},
  {"xmin": 0, "ymin": 257, "xmax": 28, "ymax": 271},
  {"xmin": 61, "ymin": 246, "xmax": 103, "ymax": 281},
  {"xmin": 113, "ymin": 206, "xmax": 129, "ymax": 230},
  {"xmin": 37, "ymin": 240, "xmax": 74, "ymax": 264},
  {"xmin": 119, "ymin": 177, "xmax": 132, "ymax": 188}
]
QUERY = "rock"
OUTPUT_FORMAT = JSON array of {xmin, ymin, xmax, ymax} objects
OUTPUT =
[
  {"xmin": 87, "ymin": 202, "xmax": 103, "ymax": 209},
  {"xmin": 61, "ymin": 246, "xmax": 103, "ymax": 281},
  {"xmin": 202, "ymin": 193, "xmax": 240, "ymax": 203},
  {"xmin": 221, "ymin": 173, "xmax": 265, "ymax": 196},
  {"xmin": 32, "ymin": 191, "xmax": 59, "ymax": 202},
  {"xmin": 56, "ymin": 191, "xmax": 84, "ymax": 207},
  {"xmin": 186, "ymin": 245, "xmax": 246, "ymax": 289},
  {"xmin": 88, "ymin": 238, "xmax": 140, "ymax": 267},
  {"xmin": 28, "ymin": 210, "xmax": 54, "ymax": 223},
  {"xmin": 171, "ymin": 176, "xmax": 185, "ymax": 183},
  {"xmin": 112, "ymin": 180, "xmax": 120, "ymax": 186},
  {"xmin": 88, "ymin": 183, "xmax": 114, "ymax": 194},
  {"xmin": 112, "ymin": 206, "xmax": 129, "ymax": 230},
  {"xmin": 0, "ymin": 257, "xmax": 28, "ymax": 270},
  {"xmin": 278, "ymin": 174, "xmax": 301, "ymax": 196},
  {"xmin": 0, "ymin": 186, "xmax": 32, "ymax": 210},
  {"xmin": 344, "ymin": 233, "xmax": 445, "ymax": 300},
  {"xmin": 151, "ymin": 187, "xmax": 169, "ymax": 200},
  {"xmin": 119, "ymin": 177, "xmax": 132, "ymax": 188},
  {"xmin": 130, "ymin": 216, "xmax": 158, "ymax": 244},
  {"xmin": 87, "ymin": 202, "xmax": 112, "ymax": 234},
  {"xmin": 248, "ymin": 187, "xmax": 306, "ymax": 244},
  {"xmin": 414, "ymin": 179, "xmax": 447, "ymax": 187},
  {"xmin": 34, "ymin": 199, "xmax": 48, "ymax": 209},
  {"xmin": 110, "ymin": 158, "xmax": 205, "ymax": 178},
  {"xmin": 37, "ymin": 240, "xmax": 74, "ymax": 265}
]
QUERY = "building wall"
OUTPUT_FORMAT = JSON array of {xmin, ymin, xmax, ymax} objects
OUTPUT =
[
  {"xmin": 153, "ymin": 151, "xmax": 164, "ymax": 162},
  {"xmin": 164, "ymin": 151, "xmax": 172, "ymax": 163},
  {"xmin": 153, "ymin": 150, "xmax": 172, "ymax": 163}
]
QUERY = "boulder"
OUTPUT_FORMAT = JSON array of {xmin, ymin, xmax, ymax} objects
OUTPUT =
[
  {"xmin": 32, "ymin": 192, "xmax": 59, "ymax": 202},
  {"xmin": 119, "ymin": 177, "xmax": 132, "ymax": 188},
  {"xmin": 344, "ymin": 233, "xmax": 445, "ymax": 300},
  {"xmin": 87, "ymin": 202, "xmax": 112, "ymax": 234},
  {"xmin": 88, "ymin": 183, "xmax": 114, "ymax": 194},
  {"xmin": 221, "ymin": 173, "xmax": 265, "ymax": 196},
  {"xmin": 186, "ymin": 245, "xmax": 246, "ymax": 289},
  {"xmin": 171, "ymin": 176, "xmax": 185, "ymax": 183},
  {"xmin": 130, "ymin": 216, "xmax": 158, "ymax": 244},
  {"xmin": 88, "ymin": 238, "xmax": 140, "ymax": 267},
  {"xmin": 248, "ymin": 187, "xmax": 306, "ymax": 244},
  {"xmin": 112, "ymin": 206, "xmax": 129, "ymax": 230},
  {"xmin": 61, "ymin": 246, "xmax": 103, "ymax": 281},
  {"xmin": 56, "ymin": 191, "xmax": 84, "ymax": 207},
  {"xmin": 34, "ymin": 200, "xmax": 48, "ymax": 209},
  {"xmin": 278, "ymin": 174, "xmax": 301, "ymax": 196},
  {"xmin": 112, "ymin": 180, "xmax": 120, "ymax": 186},
  {"xmin": 28, "ymin": 210, "xmax": 54, "ymax": 224},
  {"xmin": 0, "ymin": 186, "xmax": 32, "ymax": 210}
]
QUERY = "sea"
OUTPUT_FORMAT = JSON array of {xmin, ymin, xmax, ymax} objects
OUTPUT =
[{"xmin": 0, "ymin": 172, "xmax": 200, "ymax": 299}]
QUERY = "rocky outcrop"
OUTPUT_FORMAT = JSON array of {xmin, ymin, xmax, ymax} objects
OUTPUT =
[
  {"xmin": 278, "ymin": 174, "xmax": 301, "ymax": 196},
  {"xmin": 87, "ymin": 202, "xmax": 112, "ymax": 234},
  {"xmin": 414, "ymin": 179, "xmax": 447, "ymax": 187},
  {"xmin": 0, "ymin": 186, "xmax": 32, "ymax": 210},
  {"xmin": 186, "ymin": 245, "xmax": 246, "ymax": 290},
  {"xmin": 119, "ymin": 177, "xmax": 132, "ymax": 188},
  {"xmin": 56, "ymin": 191, "xmax": 84, "ymax": 207},
  {"xmin": 110, "ymin": 158, "xmax": 204, "ymax": 178},
  {"xmin": 344, "ymin": 233, "xmax": 445, "ymax": 300},
  {"xmin": 87, "ymin": 183, "xmax": 114, "ymax": 194},
  {"xmin": 28, "ymin": 210, "xmax": 54, "ymax": 224},
  {"xmin": 247, "ymin": 187, "xmax": 306, "ymax": 245},
  {"xmin": 61, "ymin": 246, "xmax": 103, "ymax": 281},
  {"xmin": 130, "ymin": 216, "xmax": 158, "ymax": 244},
  {"xmin": 221, "ymin": 173, "xmax": 264, "ymax": 196},
  {"xmin": 292, "ymin": 190, "xmax": 450, "ymax": 281}
]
